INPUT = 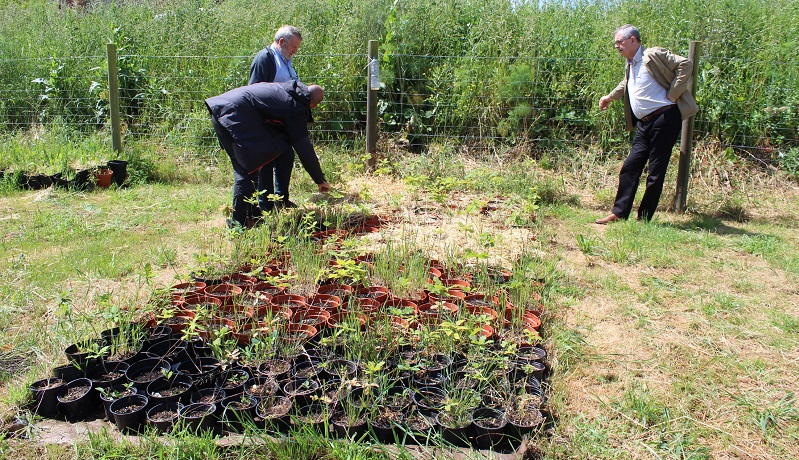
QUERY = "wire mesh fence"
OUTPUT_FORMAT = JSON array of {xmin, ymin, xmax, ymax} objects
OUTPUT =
[{"xmin": 1, "ymin": 50, "xmax": 797, "ymax": 166}]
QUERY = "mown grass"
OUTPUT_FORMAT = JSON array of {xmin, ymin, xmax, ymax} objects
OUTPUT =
[{"xmin": 0, "ymin": 143, "xmax": 798, "ymax": 459}]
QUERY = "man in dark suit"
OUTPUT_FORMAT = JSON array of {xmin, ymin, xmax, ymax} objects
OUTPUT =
[
  {"xmin": 248, "ymin": 25, "xmax": 304, "ymax": 211},
  {"xmin": 206, "ymin": 80, "xmax": 330, "ymax": 228}
]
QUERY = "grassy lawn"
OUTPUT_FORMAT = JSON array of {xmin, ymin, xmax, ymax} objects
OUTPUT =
[{"xmin": 0, "ymin": 146, "xmax": 797, "ymax": 459}]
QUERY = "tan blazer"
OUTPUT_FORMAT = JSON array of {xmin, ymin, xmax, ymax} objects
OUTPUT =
[{"xmin": 608, "ymin": 46, "xmax": 700, "ymax": 131}]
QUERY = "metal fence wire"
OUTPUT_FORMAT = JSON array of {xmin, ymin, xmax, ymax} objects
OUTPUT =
[{"xmin": 1, "ymin": 52, "xmax": 797, "ymax": 162}]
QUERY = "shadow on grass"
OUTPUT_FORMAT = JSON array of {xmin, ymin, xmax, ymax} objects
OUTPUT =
[{"xmin": 659, "ymin": 213, "xmax": 764, "ymax": 237}]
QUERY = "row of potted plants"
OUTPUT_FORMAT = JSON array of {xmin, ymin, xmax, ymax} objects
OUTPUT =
[
  {"xmin": 31, "ymin": 321, "xmax": 547, "ymax": 449},
  {"xmin": 2, "ymin": 160, "xmax": 127, "ymax": 190}
]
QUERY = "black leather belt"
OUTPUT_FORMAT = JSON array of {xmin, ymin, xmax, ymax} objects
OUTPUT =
[{"xmin": 639, "ymin": 104, "xmax": 677, "ymax": 123}]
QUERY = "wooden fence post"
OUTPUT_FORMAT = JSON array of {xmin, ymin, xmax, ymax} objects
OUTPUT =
[
  {"xmin": 107, "ymin": 42, "xmax": 123, "ymax": 155},
  {"xmin": 674, "ymin": 40, "xmax": 701, "ymax": 214},
  {"xmin": 366, "ymin": 40, "xmax": 378, "ymax": 170}
]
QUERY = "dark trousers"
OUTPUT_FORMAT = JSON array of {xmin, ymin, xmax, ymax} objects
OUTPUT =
[
  {"xmin": 210, "ymin": 117, "xmax": 262, "ymax": 226},
  {"xmin": 257, "ymin": 148, "xmax": 294, "ymax": 210},
  {"xmin": 611, "ymin": 106, "xmax": 682, "ymax": 221}
]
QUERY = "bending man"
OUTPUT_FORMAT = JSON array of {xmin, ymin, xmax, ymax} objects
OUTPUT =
[{"xmin": 206, "ymin": 81, "xmax": 330, "ymax": 228}]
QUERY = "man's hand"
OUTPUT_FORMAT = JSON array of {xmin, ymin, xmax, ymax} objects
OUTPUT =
[
  {"xmin": 599, "ymin": 95, "xmax": 613, "ymax": 111},
  {"xmin": 317, "ymin": 181, "xmax": 330, "ymax": 193}
]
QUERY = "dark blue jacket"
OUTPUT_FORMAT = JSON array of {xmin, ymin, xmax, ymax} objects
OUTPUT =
[
  {"xmin": 248, "ymin": 46, "xmax": 277, "ymax": 84},
  {"xmin": 205, "ymin": 81, "xmax": 325, "ymax": 182}
]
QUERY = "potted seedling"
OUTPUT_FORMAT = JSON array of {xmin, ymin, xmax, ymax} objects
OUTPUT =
[
  {"xmin": 435, "ymin": 386, "xmax": 480, "ymax": 447},
  {"xmin": 98, "ymin": 382, "xmax": 137, "ymax": 423}
]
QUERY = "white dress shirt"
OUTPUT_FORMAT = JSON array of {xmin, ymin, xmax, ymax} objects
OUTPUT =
[{"xmin": 627, "ymin": 46, "xmax": 672, "ymax": 119}]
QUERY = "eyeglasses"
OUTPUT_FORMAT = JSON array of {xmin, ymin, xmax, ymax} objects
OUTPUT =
[{"xmin": 614, "ymin": 37, "xmax": 631, "ymax": 46}]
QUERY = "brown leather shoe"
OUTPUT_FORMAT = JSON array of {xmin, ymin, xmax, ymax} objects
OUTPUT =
[{"xmin": 595, "ymin": 213, "xmax": 620, "ymax": 225}]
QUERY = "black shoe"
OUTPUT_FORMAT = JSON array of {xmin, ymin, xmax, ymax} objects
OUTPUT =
[
  {"xmin": 272, "ymin": 200, "xmax": 297, "ymax": 211},
  {"xmin": 246, "ymin": 216, "xmax": 264, "ymax": 228}
]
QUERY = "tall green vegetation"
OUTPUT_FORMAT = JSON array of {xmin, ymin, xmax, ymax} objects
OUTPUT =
[{"xmin": 0, "ymin": 0, "xmax": 797, "ymax": 169}]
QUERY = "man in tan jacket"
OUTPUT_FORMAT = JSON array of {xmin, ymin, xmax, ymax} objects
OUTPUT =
[{"xmin": 596, "ymin": 24, "xmax": 699, "ymax": 224}]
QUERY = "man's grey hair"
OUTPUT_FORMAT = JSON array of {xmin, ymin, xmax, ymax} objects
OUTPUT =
[
  {"xmin": 274, "ymin": 25, "xmax": 302, "ymax": 43},
  {"xmin": 615, "ymin": 24, "xmax": 640, "ymax": 42}
]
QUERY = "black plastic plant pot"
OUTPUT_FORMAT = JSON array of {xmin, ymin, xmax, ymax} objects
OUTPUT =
[
  {"xmin": 64, "ymin": 339, "xmax": 107, "ymax": 369},
  {"xmin": 222, "ymin": 394, "xmax": 258, "ymax": 433},
  {"xmin": 509, "ymin": 360, "xmax": 546, "ymax": 382},
  {"xmin": 282, "ymin": 378, "xmax": 321, "ymax": 409},
  {"xmin": 57, "ymin": 377, "xmax": 98, "ymax": 421},
  {"xmin": 331, "ymin": 411, "xmax": 368, "ymax": 440},
  {"xmin": 179, "ymin": 402, "xmax": 220, "ymax": 436},
  {"xmin": 99, "ymin": 384, "xmax": 138, "ymax": 423},
  {"xmin": 107, "ymin": 159, "xmax": 128, "ymax": 186},
  {"xmin": 412, "ymin": 385, "xmax": 447, "ymax": 416},
  {"xmin": 511, "ymin": 359, "xmax": 545, "ymax": 383},
  {"xmin": 380, "ymin": 384, "xmax": 413, "ymax": 413},
  {"xmin": 346, "ymin": 386, "xmax": 374, "ymax": 412},
  {"xmin": 255, "ymin": 396, "xmax": 292, "ymax": 434},
  {"xmin": 146, "ymin": 374, "xmax": 194, "ymax": 405},
  {"xmin": 125, "ymin": 358, "xmax": 171, "ymax": 391},
  {"xmin": 190, "ymin": 387, "xmax": 226, "ymax": 407},
  {"xmin": 87, "ymin": 361, "xmax": 130, "ymax": 397},
  {"xmin": 368, "ymin": 414, "xmax": 404, "ymax": 444},
  {"xmin": 99, "ymin": 327, "xmax": 122, "ymax": 344},
  {"xmin": 436, "ymin": 411, "xmax": 474, "ymax": 448},
  {"xmin": 505, "ymin": 407, "xmax": 544, "ymax": 443},
  {"xmin": 70, "ymin": 169, "xmax": 91, "ymax": 191},
  {"xmin": 412, "ymin": 372, "xmax": 448, "ymax": 388},
  {"xmin": 518, "ymin": 345, "xmax": 547, "ymax": 363},
  {"xmin": 403, "ymin": 412, "xmax": 437, "ymax": 446},
  {"xmin": 142, "ymin": 326, "xmax": 172, "ymax": 347},
  {"xmin": 320, "ymin": 358, "xmax": 358, "ymax": 382},
  {"xmin": 52, "ymin": 363, "xmax": 84, "ymax": 382},
  {"xmin": 417, "ymin": 353, "xmax": 452, "ymax": 381},
  {"xmin": 216, "ymin": 368, "xmax": 250, "ymax": 397},
  {"xmin": 145, "ymin": 338, "xmax": 190, "ymax": 365},
  {"xmin": 186, "ymin": 337, "xmax": 212, "ymax": 360},
  {"xmin": 291, "ymin": 402, "xmax": 329, "ymax": 435},
  {"xmin": 244, "ymin": 376, "xmax": 279, "ymax": 400},
  {"xmin": 147, "ymin": 401, "xmax": 183, "ymax": 434},
  {"xmin": 522, "ymin": 374, "xmax": 543, "ymax": 397},
  {"xmin": 29, "ymin": 378, "xmax": 66, "ymax": 418},
  {"xmin": 256, "ymin": 358, "xmax": 291, "ymax": 381},
  {"xmin": 471, "ymin": 407, "xmax": 508, "ymax": 450},
  {"xmin": 291, "ymin": 359, "xmax": 323, "ymax": 382},
  {"xmin": 177, "ymin": 356, "xmax": 221, "ymax": 390},
  {"xmin": 110, "ymin": 394, "xmax": 149, "ymax": 434}
]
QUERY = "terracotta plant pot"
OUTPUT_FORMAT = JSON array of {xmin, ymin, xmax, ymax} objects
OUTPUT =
[
  {"xmin": 290, "ymin": 307, "xmax": 331, "ymax": 329},
  {"xmin": 169, "ymin": 281, "xmax": 206, "ymax": 300},
  {"xmin": 94, "ymin": 168, "xmax": 113, "ymax": 188},
  {"xmin": 306, "ymin": 294, "xmax": 342, "ymax": 311},
  {"xmin": 316, "ymin": 283, "xmax": 353, "ymax": 302},
  {"xmin": 271, "ymin": 293, "xmax": 308, "ymax": 310},
  {"xmin": 355, "ymin": 286, "xmax": 389, "ymax": 304},
  {"xmin": 202, "ymin": 283, "xmax": 243, "ymax": 307}
]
